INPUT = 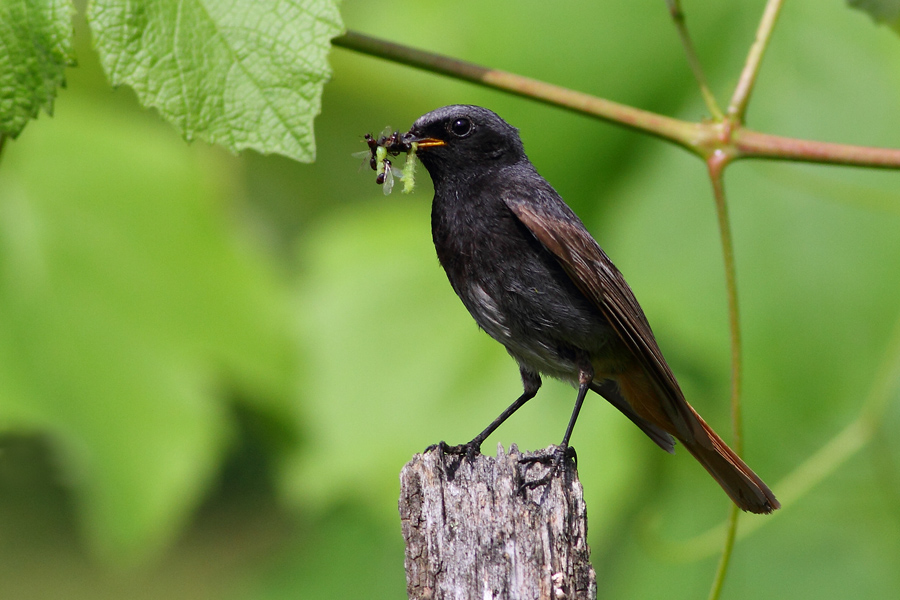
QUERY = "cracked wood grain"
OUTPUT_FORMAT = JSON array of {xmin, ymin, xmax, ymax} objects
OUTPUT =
[{"xmin": 399, "ymin": 444, "xmax": 597, "ymax": 600}]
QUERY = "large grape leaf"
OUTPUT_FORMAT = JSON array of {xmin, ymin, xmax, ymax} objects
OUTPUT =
[
  {"xmin": 0, "ymin": 0, "xmax": 75, "ymax": 138},
  {"xmin": 86, "ymin": 0, "xmax": 344, "ymax": 162}
]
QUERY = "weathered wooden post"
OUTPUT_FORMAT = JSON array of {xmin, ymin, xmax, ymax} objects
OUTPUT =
[{"xmin": 399, "ymin": 444, "xmax": 597, "ymax": 600}]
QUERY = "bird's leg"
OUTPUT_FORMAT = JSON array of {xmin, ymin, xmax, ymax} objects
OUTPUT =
[
  {"xmin": 520, "ymin": 365, "xmax": 593, "ymax": 490},
  {"xmin": 427, "ymin": 369, "xmax": 541, "ymax": 460}
]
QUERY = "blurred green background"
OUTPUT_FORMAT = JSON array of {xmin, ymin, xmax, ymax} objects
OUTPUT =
[{"xmin": 2, "ymin": 1, "xmax": 900, "ymax": 598}]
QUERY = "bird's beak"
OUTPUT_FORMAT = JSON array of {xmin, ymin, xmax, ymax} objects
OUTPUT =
[
  {"xmin": 403, "ymin": 133, "xmax": 446, "ymax": 148},
  {"xmin": 414, "ymin": 138, "xmax": 446, "ymax": 148}
]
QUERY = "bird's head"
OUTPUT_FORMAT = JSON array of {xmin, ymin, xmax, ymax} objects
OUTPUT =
[{"xmin": 404, "ymin": 105, "xmax": 527, "ymax": 182}]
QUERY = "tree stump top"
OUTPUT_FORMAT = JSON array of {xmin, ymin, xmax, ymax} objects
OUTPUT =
[{"xmin": 399, "ymin": 444, "xmax": 596, "ymax": 600}]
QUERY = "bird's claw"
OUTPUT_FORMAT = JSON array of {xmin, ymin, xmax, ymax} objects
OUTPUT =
[
  {"xmin": 518, "ymin": 445, "xmax": 576, "ymax": 492},
  {"xmin": 425, "ymin": 440, "xmax": 482, "ymax": 461}
]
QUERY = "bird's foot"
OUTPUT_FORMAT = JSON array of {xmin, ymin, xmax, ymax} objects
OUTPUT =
[
  {"xmin": 424, "ymin": 440, "xmax": 482, "ymax": 481},
  {"xmin": 424, "ymin": 440, "xmax": 482, "ymax": 462},
  {"xmin": 518, "ymin": 444, "xmax": 577, "ymax": 493}
]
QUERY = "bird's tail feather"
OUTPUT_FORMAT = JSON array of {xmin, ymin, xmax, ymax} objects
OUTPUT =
[
  {"xmin": 616, "ymin": 368, "xmax": 779, "ymax": 514},
  {"xmin": 679, "ymin": 406, "xmax": 780, "ymax": 514}
]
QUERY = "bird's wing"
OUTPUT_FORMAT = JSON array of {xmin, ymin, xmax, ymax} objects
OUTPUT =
[{"xmin": 503, "ymin": 191, "xmax": 696, "ymax": 437}]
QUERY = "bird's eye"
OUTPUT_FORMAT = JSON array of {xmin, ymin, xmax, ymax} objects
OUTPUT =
[{"xmin": 447, "ymin": 117, "xmax": 474, "ymax": 138}]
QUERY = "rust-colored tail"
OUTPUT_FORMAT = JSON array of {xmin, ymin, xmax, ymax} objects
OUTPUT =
[
  {"xmin": 615, "ymin": 368, "xmax": 779, "ymax": 514},
  {"xmin": 679, "ymin": 406, "xmax": 780, "ymax": 514}
]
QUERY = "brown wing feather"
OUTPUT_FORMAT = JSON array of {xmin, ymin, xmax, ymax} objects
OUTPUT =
[{"xmin": 504, "ymin": 198, "xmax": 698, "ymax": 440}]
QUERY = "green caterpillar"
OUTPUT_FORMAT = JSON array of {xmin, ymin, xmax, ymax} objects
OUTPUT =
[{"xmin": 356, "ymin": 130, "xmax": 418, "ymax": 195}]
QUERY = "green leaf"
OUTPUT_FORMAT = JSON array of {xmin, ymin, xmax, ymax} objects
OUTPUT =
[
  {"xmin": 848, "ymin": 0, "xmax": 900, "ymax": 31},
  {"xmin": 86, "ymin": 0, "xmax": 344, "ymax": 162},
  {"xmin": 0, "ymin": 0, "xmax": 75, "ymax": 138},
  {"xmin": 0, "ymin": 93, "xmax": 299, "ymax": 563}
]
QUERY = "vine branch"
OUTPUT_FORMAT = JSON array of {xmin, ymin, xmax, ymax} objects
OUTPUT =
[
  {"xmin": 707, "ymin": 155, "xmax": 744, "ymax": 456},
  {"xmin": 735, "ymin": 129, "xmax": 900, "ymax": 168},
  {"xmin": 332, "ymin": 31, "xmax": 703, "ymax": 153},
  {"xmin": 705, "ymin": 153, "xmax": 743, "ymax": 600},
  {"xmin": 704, "ymin": 3, "xmax": 787, "ymax": 594},
  {"xmin": 666, "ymin": 0, "xmax": 724, "ymax": 120},
  {"xmin": 332, "ymin": 30, "xmax": 900, "ymax": 169},
  {"xmin": 728, "ymin": 0, "xmax": 787, "ymax": 122}
]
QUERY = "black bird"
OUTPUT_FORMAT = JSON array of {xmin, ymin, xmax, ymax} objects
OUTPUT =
[{"xmin": 405, "ymin": 105, "xmax": 779, "ymax": 514}]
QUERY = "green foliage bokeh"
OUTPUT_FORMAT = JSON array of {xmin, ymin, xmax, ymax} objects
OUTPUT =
[{"xmin": 1, "ymin": 1, "xmax": 900, "ymax": 598}]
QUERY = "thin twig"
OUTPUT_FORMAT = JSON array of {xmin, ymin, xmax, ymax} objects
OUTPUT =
[
  {"xmin": 735, "ymin": 128, "xmax": 900, "ymax": 168},
  {"xmin": 708, "ymin": 504, "xmax": 740, "ymax": 600},
  {"xmin": 728, "ymin": 0, "xmax": 786, "ymax": 122},
  {"xmin": 705, "ymin": 152, "xmax": 743, "ymax": 600},
  {"xmin": 665, "ymin": 0, "xmax": 724, "ymax": 120},
  {"xmin": 707, "ymin": 154, "xmax": 744, "ymax": 454}
]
